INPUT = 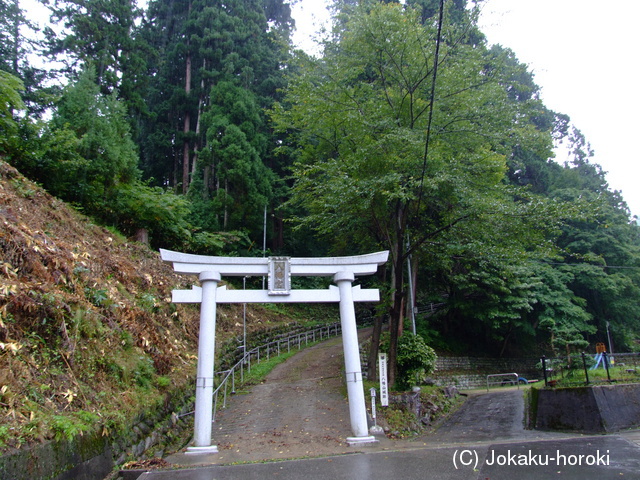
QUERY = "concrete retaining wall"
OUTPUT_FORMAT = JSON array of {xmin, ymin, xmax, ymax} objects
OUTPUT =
[{"xmin": 533, "ymin": 384, "xmax": 640, "ymax": 433}]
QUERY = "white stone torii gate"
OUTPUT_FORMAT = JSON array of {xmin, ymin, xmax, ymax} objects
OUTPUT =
[{"xmin": 160, "ymin": 249, "xmax": 389, "ymax": 455}]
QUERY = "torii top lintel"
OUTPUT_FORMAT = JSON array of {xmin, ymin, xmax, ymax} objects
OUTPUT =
[{"xmin": 159, "ymin": 249, "xmax": 389, "ymax": 277}]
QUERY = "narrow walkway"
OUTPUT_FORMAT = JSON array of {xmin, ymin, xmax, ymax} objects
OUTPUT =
[{"xmin": 210, "ymin": 336, "xmax": 353, "ymax": 462}]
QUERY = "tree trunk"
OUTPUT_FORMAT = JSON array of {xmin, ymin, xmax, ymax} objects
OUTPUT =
[
  {"xmin": 499, "ymin": 323, "xmax": 513, "ymax": 357},
  {"xmin": 223, "ymin": 178, "xmax": 229, "ymax": 229},
  {"xmin": 387, "ymin": 201, "xmax": 407, "ymax": 388},
  {"xmin": 388, "ymin": 269, "xmax": 403, "ymax": 388},
  {"xmin": 10, "ymin": 8, "xmax": 19, "ymax": 74},
  {"xmin": 182, "ymin": 113, "xmax": 190, "ymax": 193},
  {"xmin": 203, "ymin": 165, "xmax": 211, "ymax": 198},
  {"xmin": 134, "ymin": 228, "xmax": 149, "ymax": 245},
  {"xmin": 366, "ymin": 313, "xmax": 384, "ymax": 382},
  {"xmin": 367, "ymin": 263, "xmax": 388, "ymax": 381},
  {"xmin": 272, "ymin": 213, "xmax": 284, "ymax": 251},
  {"xmin": 182, "ymin": 48, "xmax": 192, "ymax": 193},
  {"xmin": 406, "ymin": 255, "xmax": 418, "ymax": 331},
  {"xmin": 190, "ymin": 59, "xmax": 207, "ymax": 187},
  {"xmin": 181, "ymin": 0, "xmax": 193, "ymax": 194}
]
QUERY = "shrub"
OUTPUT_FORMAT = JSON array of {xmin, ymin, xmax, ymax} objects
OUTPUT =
[{"xmin": 381, "ymin": 332, "xmax": 438, "ymax": 390}]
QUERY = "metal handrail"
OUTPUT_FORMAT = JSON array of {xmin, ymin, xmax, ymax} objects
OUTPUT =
[
  {"xmin": 210, "ymin": 322, "xmax": 343, "ymax": 421},
  {"xmin": 486, "ymin": 373, "xmax": 519, "ymax": 391}
]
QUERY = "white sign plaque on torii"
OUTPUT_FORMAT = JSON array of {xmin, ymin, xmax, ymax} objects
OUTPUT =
[{"xmin": 160, "ymin": 249, "xmax": 389, "ymax": 454}]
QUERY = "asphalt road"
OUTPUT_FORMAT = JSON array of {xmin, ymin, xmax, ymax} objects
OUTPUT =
[
  {"xmin": 141, "ymin": 434, "xmax": 640, "ymax": 480},
  {"xmin": 141, "ymin": 388, "xmax": 640, "ymax": 479},
  {"xmin": 137, "ymin": 331, "xmax": 640, "ymax": 480}
]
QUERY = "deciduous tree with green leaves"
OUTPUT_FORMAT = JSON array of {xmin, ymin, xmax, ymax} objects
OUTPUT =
[
  {"xmin": 547, "ymin": 140, "xmax": 640, "ymax": 352},
  {"xmin": 272, "ymin": 1, "xmax": 581, "ymax": 385}
]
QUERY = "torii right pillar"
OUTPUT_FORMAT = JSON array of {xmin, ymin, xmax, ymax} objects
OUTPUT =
[{"xmin": 335, "ymin": 271, "xmax": 375, "ymax": 444}]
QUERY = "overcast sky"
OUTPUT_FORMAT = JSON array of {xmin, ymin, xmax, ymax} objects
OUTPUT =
[{"xmin": 291, "ymin": 0, "xmax": 640, "ymax": 218}]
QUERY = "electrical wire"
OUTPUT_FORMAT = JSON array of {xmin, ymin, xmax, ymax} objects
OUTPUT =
[{"xmin": 415, "ymin": 0, "xmax": 446, "ymax": 216}]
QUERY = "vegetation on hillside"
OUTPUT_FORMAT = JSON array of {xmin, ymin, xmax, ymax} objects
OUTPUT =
[{"xmin": 0, "ymin": 161, "xmax": 309, "ymax": 451}]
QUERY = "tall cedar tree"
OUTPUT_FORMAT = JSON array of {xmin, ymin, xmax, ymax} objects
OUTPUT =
[
  {"xmin": 0, "ymin": 0, "xmax": 53, "ymax": 116},
  {"xmin": 136, "ymin": 0, "xmax": 291, "ymax": 243},
  {"xmin": 46, "ymin": 0, "xmax": 142, "ymax": 95}
]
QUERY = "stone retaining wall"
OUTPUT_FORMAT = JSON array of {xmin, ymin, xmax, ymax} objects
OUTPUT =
[
  {"xmin": 361, "ymin": 352, "xmax": 542, "ymax": 389},
  {"xmin": 435, "ymin": 356, "xmax": 539, "ymax": 375},
  {"xmin": 431, "ymin": 374, "xmax": 489, "ymax": 390},
  {"xmin": 431, "ymin": 356, "xmax": 540, "ymax": 389},
  {"xmin": 0, "ymin": 383, "xmax": 194, "ymax": 480}
]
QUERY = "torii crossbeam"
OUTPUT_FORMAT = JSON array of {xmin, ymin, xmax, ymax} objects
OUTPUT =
[{"xmin": 160, "ymin": 249, "xmax": 389, "ymax": 454}]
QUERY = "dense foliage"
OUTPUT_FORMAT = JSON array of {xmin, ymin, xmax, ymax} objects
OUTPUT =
[
  {"xmin": 1, "ymin": 0, "xmax": 639, "ymax": 386},
  {"xmin": 381, "ymin": 332, "xmax": 437, "ymax": 390}
]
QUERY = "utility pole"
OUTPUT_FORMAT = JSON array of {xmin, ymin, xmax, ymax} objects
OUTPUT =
[{"xmin": 406, "ymin": 236, "xmax": 416, "ymax": 335}]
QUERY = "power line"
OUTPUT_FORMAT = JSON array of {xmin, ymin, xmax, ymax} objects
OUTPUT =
[{"xmin": 415, "ymin": 0, "xmax": 445, "ymax": 215}]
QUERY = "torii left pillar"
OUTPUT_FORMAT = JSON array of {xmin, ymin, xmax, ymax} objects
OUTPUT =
[
  {"xmin": 190, "ymin": 272, "xmax": 221, "ymax": 454},
  {"xmin": 161, "ymin": 249, "xmax": 389, "ymax": 454}
]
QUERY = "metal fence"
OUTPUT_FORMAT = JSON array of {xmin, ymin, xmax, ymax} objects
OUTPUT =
[
  {"xmin": 541, "ymin": 352, "xmax": 640, "ymax": 387},
  {"xmin": 486, "ymin": 373, "xmax": 520, "ymax": 391},
  {"xmin": 210, "ymin": 322, "xmax": 342, "ymax": 422}
]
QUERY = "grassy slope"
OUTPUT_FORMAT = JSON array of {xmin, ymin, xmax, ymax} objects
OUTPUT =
[{"xmin": 0, "ymin": 160, "xmax": 300, "ymax": 451}]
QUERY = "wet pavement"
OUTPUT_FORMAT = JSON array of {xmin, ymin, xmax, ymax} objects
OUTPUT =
[
  {"xmin": 133, "ymin": 332, "xmax": 640, "ymax": 480},
  {"xmin": 139, "ymin": 389, "xmax": 640, "ymax": 479},
  {"xmin": 140, "ymin": 434, "xmax": 640, "ymax": 479}
]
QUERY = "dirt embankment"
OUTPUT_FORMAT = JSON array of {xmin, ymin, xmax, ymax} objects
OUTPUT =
[{"xmin": 0, "ymin": 161, "xmax": 296, "ymax": 452}]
